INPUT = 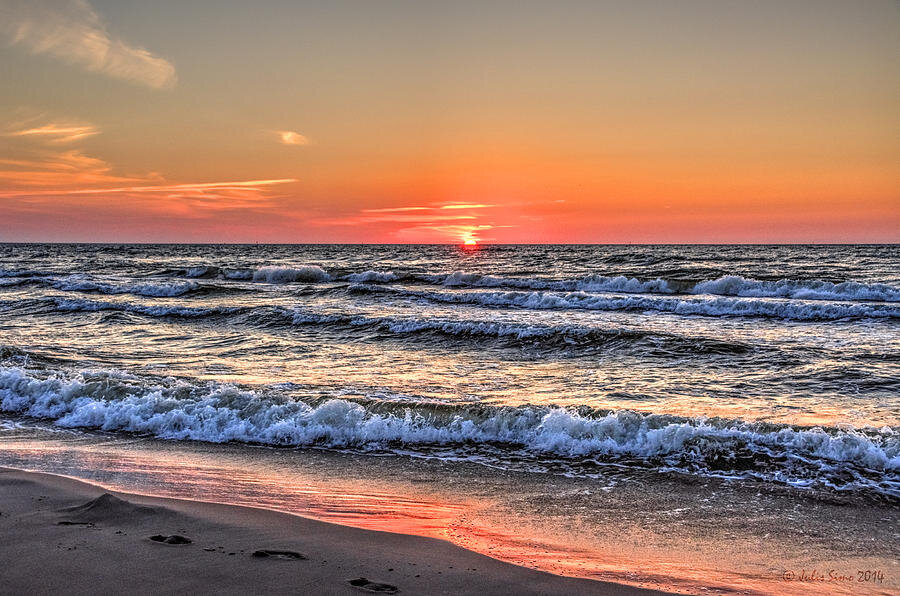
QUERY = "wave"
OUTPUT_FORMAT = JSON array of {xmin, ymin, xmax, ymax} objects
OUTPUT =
[
  {"xmin": 52, "ymin": 277, "xmax": 201, "ymax": 297},
  {"xmin": 432, "ymin": 271, "xmax": 679, "ymax": 294},
  {"xmin": 252, "ymin": 265, "xmax": 331, "ymax": 283},
  {"xmin": 350, "ymin": 285, "xmax": 900, "ymax": 321},
  {"xmin": 287, "ymin": 309, "xmax": 753, "ymax": 355},
  {"xmin": 428, "ymin": 272, "xmax": 900, "ymax": 302},
  {"xmin": 0, "ymin": 269, "xmax": 53, "ymax": 279},
  {"xmin": 52, "ymin": 297, "xmax": 245, "ymax": 318},
  {"xmin": 0, "ymin": 275, "xmax": 246, "ymax": 299},
  {"xmin": 13, "ymin": 287, "xmax": 893, "ymax": 327},
  {"xmin": 0, "ymin": 278, "xmax": 38, "ymax": 288},
  {"xmin": 1, "ymin": 366, "xmax": 897, "ymax": 498},
  {"xmin": 150, "ymin": 263, "xmax": 900, "ymax": 303},
  {"xmin": 691, "ymin": 275, "xmax": 900, "ymax": 302},
  {"xmin": 4, "ymin": 294, "xmax": 752, "ymax": 357},
  {"xmin": 185, "ymin": 265, "xmax": 220, "ymax": 278},
  {"xmin": 345, "ymin": 270, "xmax": 399, "ymax": 283}
]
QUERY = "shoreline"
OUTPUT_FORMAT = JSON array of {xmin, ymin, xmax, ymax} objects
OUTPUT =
[{"xmin": 0, "ymin": 467, "xmax": 666, "ymax": 595}]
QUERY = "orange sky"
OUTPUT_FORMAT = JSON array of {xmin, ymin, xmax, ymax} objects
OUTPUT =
[{"xmin": 0, "ymin": 0, "xmax": 898, "ymax": 243}]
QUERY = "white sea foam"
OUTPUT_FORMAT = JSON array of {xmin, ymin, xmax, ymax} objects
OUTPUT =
[
  {"xmin": 344, "ymin": 270, "xmax": 399, "ymax": 283},
  {"xmin": 353, "ymin": 286, "xmax": 900, "ymax": 321},
  {"xmin": 0, "ymin": 366, "xmax": 896, "ymax": 494},
  {"xmin": 691, "ymin": 275, "xmax": 900, "ymax": 302},
  {"xmin": 185, "ymin": 266, "xmax": 219, "ymax": 278},
  {"xmin": 222, "ymin": 269, "xmax": 253, "ymax": 280},
  {"xmin": 52, "ymin": 276, "xmax": 200, "ymax": 297},
  {"xmin": 425, "ymin": 272, "xmax": 900, "ymax": 302},
  {"xmin": 252, "ymin": 265, "xmax": 331, "ymax": 283},
  {"xmin": 161, "ymin": 263, "xmax": 900, "ymax": 303}
]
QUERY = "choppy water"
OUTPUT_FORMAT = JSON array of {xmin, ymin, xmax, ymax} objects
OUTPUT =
[{"xmin": 1, "ymin": 244, "xmax": 898, "ymax": 499}]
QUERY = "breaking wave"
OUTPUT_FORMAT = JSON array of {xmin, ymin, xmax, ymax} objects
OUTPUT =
[
  {"xmin": 131, "ymin": 263, "xmax": 900, "ymax": 303},
  {"xmin": 252, "ymin": 265, "xmax": 331, "ymax": 283},
  {"xmin": 0, "ymin": 366, "xmax": 896, "ymax": 498},
  {"xmin": 690, "ymin": 275, "xmax": 900, "ymax": 302},
  {"xmin": 345, "ymin": 270, "xmax": 399, "ymax": 283},
  {"xmin": 51, "ymin": 277, "xmax": 201, "ymax": 297},
  {"xmin": 350, "ymin": 285, "xmax": 900, "ymax": 321},
  {"xmin": 427, "ymin": 272, "xmax": 900, "ymax": 302}
]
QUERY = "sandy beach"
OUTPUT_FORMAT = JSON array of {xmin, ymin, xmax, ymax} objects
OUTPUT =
[{"xmin": 0, "ymin": 467, "xmax": 666, "ymax": 595}]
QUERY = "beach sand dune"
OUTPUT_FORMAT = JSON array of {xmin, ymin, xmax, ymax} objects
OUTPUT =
[{"xmin": 0, "ymin": 468, "xmax": 664, "ymax": 595}]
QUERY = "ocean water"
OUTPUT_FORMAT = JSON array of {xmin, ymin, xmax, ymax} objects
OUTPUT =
[{"xmin": 0, "ymin": 243, "xmax": 898, "ymax": 502}]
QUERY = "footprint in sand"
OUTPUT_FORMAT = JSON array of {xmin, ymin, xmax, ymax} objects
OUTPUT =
[
  {"xmin": 348, "ymin": 577, "xmax": 399, "ymax": 594},
  {"xmin": 251, "ymin": 549, "xmax": 306, "ymax": 560},
  {"xmin": 57, "ymin": 521, "xmax": 94, "ymax": 526},
  {"xmin": 149, "ymin": 534, "xmax": 192, "ymax": 545}
]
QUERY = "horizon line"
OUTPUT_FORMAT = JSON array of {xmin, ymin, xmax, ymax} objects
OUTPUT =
[{"xmin": 0, "ymin": 241, "xmax": 897, "ymax": 246}]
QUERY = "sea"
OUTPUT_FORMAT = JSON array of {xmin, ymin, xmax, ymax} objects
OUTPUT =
[{"xmin": 1, "ymin": 244, "xmax": 897, "ymax": 593}]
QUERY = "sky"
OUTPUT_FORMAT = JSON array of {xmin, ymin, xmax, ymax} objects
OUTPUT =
[{"xmin": 0, "ymin": 0, "xmax": 898, "ymax": 243}]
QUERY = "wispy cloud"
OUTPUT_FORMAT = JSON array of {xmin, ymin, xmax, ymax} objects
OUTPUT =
[
  {"xmin": 320, "ymin": 213, "xmax": 476, "ymax": 226},
  {"xmin": 0, "ymin": 178, "xmax": 297, "ymax": 199},
  {"xmin": 438, "ymin": 203, "xmax": 496, "ymax": 210},
  {"xmin": 362, "ymin": 206, "xmax": 430, "ymax": 213},
  {"xmin": 276, "ymin": 130, "xmax": 309, "ymax": 146},
  {"xmin": 0, "ymin": 0, "xmax": 176, "ymax": 89},
  {"xmin": 394, "ymin": 224, "xmax": 501, "ymax": 244},
  {"xmin": 362, "ymin": 202, "xmax": 497, "ymax": 213},
  {"xmin": 320, "ymin": 201, "xmax": 508, "ymax": 242},
  {"xmin": 0, "ymin": 115, "xmax": 135, "ymax": 187},
  {"xmin": 6, "ymin": 122, "xmax": 99, "ymax": 144},
  {"xmin": 0, "ymin": 112, "xmax": 296, "ymax": 219}
]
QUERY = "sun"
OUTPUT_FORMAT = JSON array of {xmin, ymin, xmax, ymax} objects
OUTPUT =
[{"xmin": 463, "ymin": 239, "xmax": 478, "ymax": 246}]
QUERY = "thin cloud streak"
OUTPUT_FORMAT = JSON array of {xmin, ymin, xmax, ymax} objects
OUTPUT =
[
  {"xmin": 0, "ymin": 0, "xmax": 176, "ymax": 89},
  {"xmin": 362, "ymin": 206, "xmax": 430, "ymax": 213},
  {"xmin": 319, "ymin": 213, "xmax": 477, "ymax": 226},
  {"xmin": 7, "ymin": 123, "xmax": 99, "ymax": 144},
  {"xmin": 394, "ymin": 223, "xmax": 502, "ymax": 243},
  {"xmin": 438, "ymin": 203, "xmax": 496, "ymax": 210},
  {"xmin": 0, "ymin": 178, "xmax": 297, "ymax": 199},
  {"xmin": 0, "ymin": 151, "xmax": 142, "ymax": 188},
  {"xmin": 362, "ymin": 203, "xmax": 497, "ymax": 213},
  {"xmin": 333, "ymin": 201, "xmax": 505, "ymax": 241}
]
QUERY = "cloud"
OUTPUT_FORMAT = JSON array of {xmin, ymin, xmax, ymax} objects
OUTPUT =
[
  {"xmin": 326, "ymin": 201, "xmax": 505, "ymax": 241},
  {"xmin": 0, "ymin": 150, "xmax": 140, "ymax": 188},
  {"xmin": 362, "ymin": 206, "xmax": 430, "ymax": 213},
  {"xmin": 0, "ymin": 112, "xmax": 296, "ymax": 218},
  {"xmin": 362, "ymin": 203, "xmax": 496, "ymax": 213},
  {"xmin": 0, "ymin": 178, "xmax": 296, "ymax": 199},
  {"xmin": 0, "ymin": 115, "xmax": 129, "ymax": 187},
  {"xmin": 0, "ymin": 0, "xmax": 176, "ymax": 89},
  {"xmin": 438, "ymin": 203, "xmax": 496, "ymax": 210},
  {"xmin": 6, "ymin": 122, "xmax": 99, "ymax": 144},
  {"xmin": 394, "ymin": 224, "xmax": 501, "ymax": 244},
  {"xmin": 276, "ymin": 130, "xmax": 309, "ymax": 146}
]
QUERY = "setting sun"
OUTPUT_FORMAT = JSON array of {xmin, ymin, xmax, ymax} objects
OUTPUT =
[{"xmin": 463, "ymin": 239, "xmax": 478, "ymax": 246}]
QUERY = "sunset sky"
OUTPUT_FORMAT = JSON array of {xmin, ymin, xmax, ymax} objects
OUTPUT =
[{"xmin": 1, "ymin": 0, "xmax": 898, "ymax": 243}]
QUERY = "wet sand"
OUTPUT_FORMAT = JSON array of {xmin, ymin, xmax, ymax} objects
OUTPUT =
[{"xmin": 0, "ymin": 467, "xmax": 666, "ymax": 595}]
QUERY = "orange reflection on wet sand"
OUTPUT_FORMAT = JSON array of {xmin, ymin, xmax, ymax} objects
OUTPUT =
[{"xmin": 0, "ymin": 434, "xmax": 890, "ymax": 595}]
